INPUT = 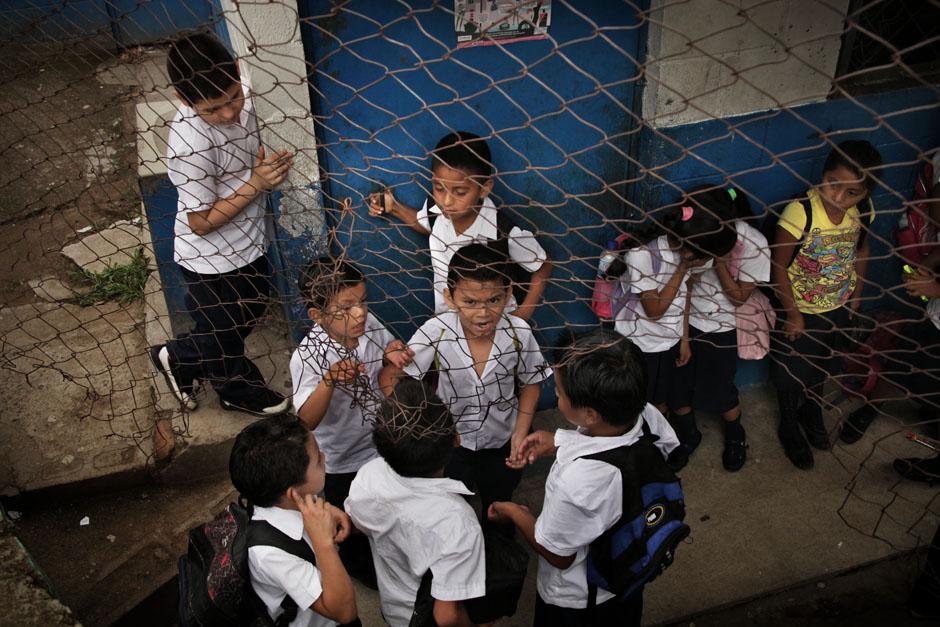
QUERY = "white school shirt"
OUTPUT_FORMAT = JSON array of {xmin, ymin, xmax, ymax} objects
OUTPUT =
[
  {"xmin": 534, "ymin": 404, "xmax": 679, "ymax": 609},
  {"xmin": 248, "ymin": 506, "xmax": 336, "ymax": 627},
  {"xmin": 689, "ymin": 221, "xmax": 771, "ymax": 333},
  {"xmin": 616, "ymin": 236, "xmax": 695, "ymax": 353},
  {"xmin": 166, "ymin": 80, "xmax": 267, "ymax": 275},
  {"xmin": 416, "ymin": 196, "xmax": 548, "ymax": 314},
  {"xmin": 290, "ymin": 313, "xmax": 394, "ymax": 474},
  {"xmin": 345, "ymin": 458, "xmax": 487, "ymax": 627},
  {"xmin": 402, "ymin": 311, "xmax": 550, "ymax": 450}
]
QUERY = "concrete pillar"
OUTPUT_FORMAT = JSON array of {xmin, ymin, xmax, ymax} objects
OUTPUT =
[{"xmin": 218, "ymin": 0, "xmax": 325, "ymax": 337}]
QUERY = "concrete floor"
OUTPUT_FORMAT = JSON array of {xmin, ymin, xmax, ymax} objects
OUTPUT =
[{"xmin": 6, "ymin": 383, "xmax": 939, "ymax": 626}]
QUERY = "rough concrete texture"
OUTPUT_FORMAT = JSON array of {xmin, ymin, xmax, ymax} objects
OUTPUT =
[
  {"xmin": 61, "ymin": 219, "xmax": 149, "ymax": 275},
  {"xmin": 0, "ymin": 300, "xmax": 153, "ymax": 496},
  {"xmin": 8, "ymin": 385, "xmax": 939, "ymax": 626},
  {"xmin": 0, "ymin": 520, "xmax": 80, "ymax": 626},
  {"xmin": 28, "ymin": 277, "xmax": 92, "ymax": 303},
  {"xmin": 644, "ymin": 0, "xmax": 851, "ymax": 127}
]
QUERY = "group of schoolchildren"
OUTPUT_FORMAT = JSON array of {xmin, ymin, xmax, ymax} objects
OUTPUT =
[{"xmin": 162, "ymin": 33, "xmax": 940, "ymax": 626}]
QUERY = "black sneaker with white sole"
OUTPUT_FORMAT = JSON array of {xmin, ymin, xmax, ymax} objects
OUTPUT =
[
  {"xmin": 220, "ymin": 387, "xmax": 290, "ymax": 417},
  {"xmin": 149, "ymin": 345, "xmax": 198, "ymax": 411}
]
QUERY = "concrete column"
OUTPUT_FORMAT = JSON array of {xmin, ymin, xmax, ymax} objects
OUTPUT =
[{"xmin": 218, "ymin": 0, "xmax": 325, "ymax": 336}]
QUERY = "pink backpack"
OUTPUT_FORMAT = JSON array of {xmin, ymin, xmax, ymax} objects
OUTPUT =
[
  {"xmin": 591, "ymin": 236, "xmax": 661, "ymax": 321},
  {"xmin": 728, "ymin": 239, "xmax": 776, "ymax": 360}
]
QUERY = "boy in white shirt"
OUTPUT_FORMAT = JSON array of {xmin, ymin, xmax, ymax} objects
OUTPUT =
[
  {"xmin": 384, "ymin": 243, "xmax": 550, "ymax": 534},
  {"xmin": 229, "ymin": 415, "xmax": 359, "ymax": 626},
  {"xmin": 345, "ymin": 379, "xmax": 486, "ymax": 627},
  {"xmin": 151, "ymin": 32, "xmax": 291, "ymax": 416},
  {"xmin": 368, "ymin": 131, "xmax": 552, "ymax": 320},
  {"xmin": 290, "ymin": 257, "xmax": 407, "ymax": 587},
  {"xmin": 491, "ymin": 330, "xmax": 679, "ymax": 627}
]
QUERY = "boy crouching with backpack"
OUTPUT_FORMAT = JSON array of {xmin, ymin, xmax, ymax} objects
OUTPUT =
[
  {"xmin": 229, "ymin": 415, "xmax": 360, "ymax": 626},
  {"xmin": 490, "ymin": 330, "xmax": 685, "ymax": 627}
]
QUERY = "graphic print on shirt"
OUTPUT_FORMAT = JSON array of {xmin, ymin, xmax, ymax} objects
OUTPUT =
[{"xmin": 789, "ymin": 226, "xmax": 858, "ymax": 310}]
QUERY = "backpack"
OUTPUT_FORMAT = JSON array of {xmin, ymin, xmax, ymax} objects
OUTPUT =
[
  {"xmin": 895, "ymin": 161, "xmax": 938, "ymax": 265},
  {"xmin": 178, "ymin": 501, "xmax": 317, "ymax": 627},
  {"xmin": 426, "ymin": 199, "xmax": 533, "ymax": 304},
  {"xmin": 590, "ymin": 237, "xmax": 663, "ymax": 323},
  {"xmin": 727, "ymin": 236, "xmax": 777, "ymax": 360},
  {"xmin": 408, "ymin": 531, "xmax": 529, "ymax": 627},
  {"xmin": 581, "ymin": 422, "xmax": 690, "ymax": 607}
]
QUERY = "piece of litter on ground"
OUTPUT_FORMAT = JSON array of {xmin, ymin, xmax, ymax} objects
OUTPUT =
[
  {"xmin": 817, "ymin": 582, "xmax": 826, "ymax": 589},
  {"xmin": 82, "ymin": 104, "xmax": 91, "ymax": 110},
  {"xmin": 106, "ymin": 534, "xmax": 116, "ymax": 543},
  {"xmin": 79, "ymin": 516, "xmax": 90, "ymax": 527},
  {"xmin": 61, "ymin": 454, "xmax": 74, "ymax": 465},
  {"xmin": 47, "ymin": 416, "xmax": 57, "ymax": 424},
  {"xmin": 76, "ymin": 225, "xmax": 94, "ymax": 234},
  {"xmin": 837, "ymin": 541, "xmax": 843, "ymax": 548},
  {"xmin": 8, "ymin": 511, "xmax": 22, "ymax": 520}
]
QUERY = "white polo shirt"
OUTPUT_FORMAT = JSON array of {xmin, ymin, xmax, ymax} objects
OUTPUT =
[
  {"xmin": 402, "ymin": 312, "xmax": 551, "ymax": 450},
  {"xmin": 248, "ymin": 506, "xmax": 336, "ymax": 627},
  {"xmin": 534, "ymin": 404, "xmax": 679, "ymax": 609},
  {"xmin": 416, "ymin": 197, "xmax": 547, "ymax": 314},
  {"xmin": 290, "ymin": 313, "xmax": 394, "ymax": 475},
  {"xmin": 615, "ymin": 236, "xmax": 695, "ymax": 353},
  {"xmin": 166, "ymin": 80, "xmax": 267, "ymax": 275},
  {"xmin": 345, "ymin": 458, "xmax": 487, "ymax": 627},
  {"xmin": 689, "ymin": 221, "xmax": 771, "ymax": 333}
]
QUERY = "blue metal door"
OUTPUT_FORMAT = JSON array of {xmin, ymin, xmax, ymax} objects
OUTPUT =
[{"xmin": 297, "ymin": 1, "xmax": 647, "ymax": 342}]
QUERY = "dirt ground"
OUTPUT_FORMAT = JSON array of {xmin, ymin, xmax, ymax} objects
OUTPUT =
[{"xmin": 0, "ymin": 39, "xmax": 141, "ymax": 306}]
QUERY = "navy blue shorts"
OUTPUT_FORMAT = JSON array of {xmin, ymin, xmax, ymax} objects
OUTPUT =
[
  {"xmin": 643, "ymin": 343, "xmax": 679, "ymax": 406},
  {"xmin": 670, "ymin": 327, "xmax": 740, "ymax": 415}
]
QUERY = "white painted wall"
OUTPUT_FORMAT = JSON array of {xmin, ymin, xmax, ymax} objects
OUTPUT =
[
  {"xmin": 643, "ymin": 0, "xmax": 850, "ymax": 128},
  {"xmin": 219, "ymin": 0, "xmax": 324, "ymax": 238}
]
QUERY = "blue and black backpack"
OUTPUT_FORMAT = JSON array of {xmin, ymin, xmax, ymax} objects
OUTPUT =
[{"xmin": 581, "ymin": 423, "xmax": 691, "ymax": 607}]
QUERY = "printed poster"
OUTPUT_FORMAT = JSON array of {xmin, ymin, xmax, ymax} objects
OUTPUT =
[{"xmin": 456, "ymin": 1, "xmax": 552, "ymax": 47}]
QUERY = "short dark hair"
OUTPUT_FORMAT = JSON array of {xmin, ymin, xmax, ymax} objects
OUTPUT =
[
  {"xmin": 446, "ymin": 242, "xmax": 511, "ymax": 290},
  {"xmin": 229, "ymin": 415, "xmax": 310, "ymax": 507},
  {"xmin": 432, "ymin": 131, "xmax": 493, "ymax": 179},
  {"xmin": 374, "ymin": 379, "xmax": 456, "ymax": 477},
  {"xmin": 167, "ymin": 31, "xmax": 239, "ymax": 106},
  {"xmin": 555, "ymin": 329, "xmax": 648, "ymax": 427},
  {"xmin": 298, "ymin": 257, "xmax": 365, "ymax": 310},
  {"xmin": 823, "ymin": 140, "xmax": 883, "ymax": 193},
  {"xmin": 667, "ymin": 185, "xmax": 738, "ymax": 259}
]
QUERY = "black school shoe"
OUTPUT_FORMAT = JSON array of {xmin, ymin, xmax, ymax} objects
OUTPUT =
[
  {"xmin": 666, "ymin": 412, "xmax": 702, "ymax": 473},
  {"xmin": 722, "ymin": 419, "xmax": 747, "ymax": 472},
  {"xmin": 839, "ymin": 404, "xmax": 877, "ymax": 445},
  {"xmin": 149, "ymin": 345, "xmax": 198, "ymax": 411},
  {"xmin": 220, "ymin": 387, "xmax": 290, "ymax": 417},
  {"xmin": 778, "ymin": 419, "xmax": 814, "ymax": 470}
]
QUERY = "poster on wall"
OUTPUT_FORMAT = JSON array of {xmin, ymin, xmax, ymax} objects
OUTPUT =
[{"xmin": 455, "ymin": 1, "xmax": 551, "ymax": 47}]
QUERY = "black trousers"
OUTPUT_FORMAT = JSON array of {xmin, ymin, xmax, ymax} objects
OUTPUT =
[
  {"xmin": 533, "ymin": 591, "xmax": 643, "ymax": 627},
  {"xmin": 770, "ymin": 307, "xmax": 851, "ymax": 399},
  {"xmin": 445, "ymin": 442, "xmax": 522, "ymax": 535},
  {"xmin": 324, "ymin": 471, "xmax": 377, "ymax": 589},
  {"xmin": 166, "ymin": 256, "xmax": 271, "ymax": 402}
]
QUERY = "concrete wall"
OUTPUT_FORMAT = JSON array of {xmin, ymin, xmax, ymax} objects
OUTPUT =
[
  {"xmin": 218, "ymin": 0, "xmax": 327, "ymax": 335},
  {"xmin": 643, "ymin": 0, "xmax": 850, "ymax": 128}
]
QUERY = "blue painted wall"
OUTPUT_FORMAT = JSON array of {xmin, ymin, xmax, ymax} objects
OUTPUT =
[
  {"xmin": 298, "ymin": 0, "xmax": 648, "ymax": 349},
  {"xmin": 634, "ymin": 88, "xmax": 940, "ymax": 386}
]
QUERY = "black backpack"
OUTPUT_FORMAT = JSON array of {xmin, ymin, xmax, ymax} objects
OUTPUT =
[
  {"xmin": 581, "ymin": 423, "xmax": 691, "ymax": 607},
  {"xmin": 425, "ymin": 198, "xmax": 533, "ymax": 304},
  {"xmin": 178, "ymin": 501, "xmax": 316, "ymax": 627}
]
